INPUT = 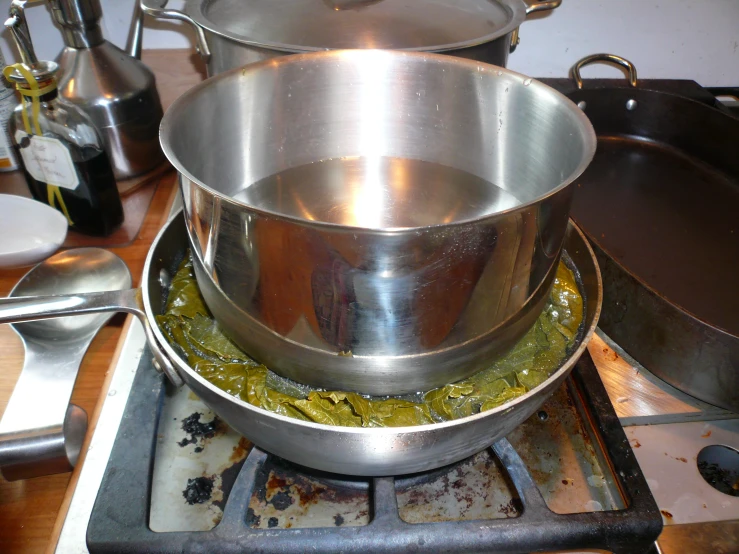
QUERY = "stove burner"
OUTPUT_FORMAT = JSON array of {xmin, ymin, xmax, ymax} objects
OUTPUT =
[
  {"xmin": 86, "ymin": 351, "xmax": 662, "ymax": 554},
  {"xmin": 697, "ymin": 445, "xmax": 739, "ymax": 497}
]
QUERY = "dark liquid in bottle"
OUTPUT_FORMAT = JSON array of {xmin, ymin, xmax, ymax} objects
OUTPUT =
[{"xmin": 15, "ymin": 141, "xmax": 123, "ymax": 236}]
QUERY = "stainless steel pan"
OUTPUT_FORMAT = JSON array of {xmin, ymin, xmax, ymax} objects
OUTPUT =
[{"xmin": 0, "ymin": 213, "xmax": 601, "ymax": 476}]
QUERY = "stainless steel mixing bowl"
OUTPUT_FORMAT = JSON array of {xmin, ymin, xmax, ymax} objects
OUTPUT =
[{"xmin": 160, "ymin": 49, "xmax": 596, "ymax": 395}]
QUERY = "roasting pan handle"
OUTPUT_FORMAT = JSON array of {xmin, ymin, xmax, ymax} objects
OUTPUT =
[{"xmin": 571, "ymin": 53, "xmax": 638, "ymax": 89}]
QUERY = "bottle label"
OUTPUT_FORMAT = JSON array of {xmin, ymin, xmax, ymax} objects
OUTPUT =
[
  {"xmin": 15, "ymin": 131, "xmax": 79, "ymax": 189},
  {"xmin": 0, "ymin": 88, "xmax": 17, "ymax": 169}
]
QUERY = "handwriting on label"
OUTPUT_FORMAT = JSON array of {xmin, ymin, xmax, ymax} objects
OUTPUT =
[{"xmin": 15, "ymin": 131, "xmax": 79, "ymax": 190}]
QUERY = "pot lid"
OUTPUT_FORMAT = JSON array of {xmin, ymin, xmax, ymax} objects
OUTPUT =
[{"xmin": 187, "ymin": 0, "xmax": 527, "ymax": 53}]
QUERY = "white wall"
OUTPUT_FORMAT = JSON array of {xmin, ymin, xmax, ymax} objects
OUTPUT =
[{"xmin": 1, "ymin": 0, "xmax": 738, "ymax": 85}]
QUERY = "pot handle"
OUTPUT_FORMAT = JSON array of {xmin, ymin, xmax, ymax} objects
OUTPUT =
[
  {"xmin": 571, "ymin": 53, "xmax": 639, "ymax": 89},
  {"xmin": 510, "ymin": 0, "xmax": 562, "ymax": 53},
  {"xmin": 0, "ymin": 289, "xmax": 184, "ymax": 387},
  {"xmin": 523, "ymin": 0, "xmax": 562, "ymax": 15},
  {"xmin": 139, "ymin": 0, "xmax": 211, "ymax": 62}
]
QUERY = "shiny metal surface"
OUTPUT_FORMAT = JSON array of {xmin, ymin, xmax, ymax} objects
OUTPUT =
[
  {"xmin": 144, "ymin": 214, "xmax": 602, "ymax": 475},
  {"xmin": 51, "ymin": 0, "xmax": 164, "ymax": 181},
  {"xmin": 0, "ymin": 249, "xmax": 130, "ymax": 481},
  {"xmin": 125, "ymin": 0, "xmax": 144, "ymax": 61},
  {"xmin": 572, "ymin": 53, "xmax": 638, "ymax": 89},
  {"xmin": 141, "ymin": 0, "xmax": 560, "ymax": 75},
  {"xmin": 161, "ymin": 50, "xmax": 596, "ymax": 394},
  {"xmin": 48, "ymin": 0, "xmax": 104, "ymax": 48}
]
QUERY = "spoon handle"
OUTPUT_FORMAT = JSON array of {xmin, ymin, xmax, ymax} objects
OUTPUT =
[
  {"xmin": 0, "ymin": 289, "xmax": 140, "ymax": 324},
  {"xmin": 0, "ymin": 288, "xmax": 184, "ymax": 388}
]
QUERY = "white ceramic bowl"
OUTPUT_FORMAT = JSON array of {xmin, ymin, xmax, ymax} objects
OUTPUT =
[{"xmin": 0, "ymin": 194, "xmax": 68, "ymax": 269}]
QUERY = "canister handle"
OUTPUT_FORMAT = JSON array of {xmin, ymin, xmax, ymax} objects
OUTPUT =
[
  {"xmin": 126, "ymin": 0, "xmax": 144, "ymax": 59},
  {"xmin": 139, "ymin": 0, "xmax": 211, "ymax": 62},
  {"xmin": 571, "ymin": 53, "xmax": 638, "ymax": 89}
]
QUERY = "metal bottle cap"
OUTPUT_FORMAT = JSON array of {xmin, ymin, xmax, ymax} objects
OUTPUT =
[{"xmin": 4, "ymin": 1, "xmax": 58, "ymax": 84}]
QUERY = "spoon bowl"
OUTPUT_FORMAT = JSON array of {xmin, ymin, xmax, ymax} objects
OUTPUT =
[{"xmin": 10, "ymin": 248, "xmax": 132, "ymax": 340}]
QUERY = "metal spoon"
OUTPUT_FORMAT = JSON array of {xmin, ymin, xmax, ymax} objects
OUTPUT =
[
  {"xmin": 0, "ymin": 248, "xmax": 131, "ymax": 481},
  {"xmin": 0, "ymin": 245, "xmax": 180, "ymax": 387}
]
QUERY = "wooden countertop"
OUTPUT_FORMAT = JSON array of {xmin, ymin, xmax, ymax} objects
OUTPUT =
[{"xmin": 0, "ymin": 49, "xmax": 203, "ymax": 554}]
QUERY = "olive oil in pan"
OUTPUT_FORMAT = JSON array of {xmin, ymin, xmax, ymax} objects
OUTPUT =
[{"xmin": 233, "ymin": 157, "xmax": 522, "ymax": 228}]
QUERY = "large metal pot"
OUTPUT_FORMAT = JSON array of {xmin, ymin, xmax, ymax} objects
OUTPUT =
[
  {"xmin": 140, "ymin": 0, "xmax": 561, "ymax": 76},
  {"xmin": 160, "ymin": 50, "xmax": 596, "ymax": 395}
]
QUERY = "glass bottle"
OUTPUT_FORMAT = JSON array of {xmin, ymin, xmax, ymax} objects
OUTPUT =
[{"xmin": 4, "ymin": 3, "xmax": 123, "ymax": 237}]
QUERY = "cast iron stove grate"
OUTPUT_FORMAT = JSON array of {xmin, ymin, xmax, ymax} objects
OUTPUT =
[{"xmin": 87, "ymin": 350, "xmax": 662, "ymax": 554}]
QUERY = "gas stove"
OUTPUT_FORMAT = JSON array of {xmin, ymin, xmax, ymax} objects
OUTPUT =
[
  {"xmin": 83, "ymin": 347, "xmax": 660, "ymax": 554},
  {"xmin": 52, "ymin": 80, "xmax": 739, "ymax": 554},
  {"xmin": 54, "ymin": 323, "xmax": 739, "ymax": 554}
]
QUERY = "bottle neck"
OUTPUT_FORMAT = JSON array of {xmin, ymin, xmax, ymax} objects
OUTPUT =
[{"xmin": 18, "ymin": 80, "xmax": 60, "ymax": 103}]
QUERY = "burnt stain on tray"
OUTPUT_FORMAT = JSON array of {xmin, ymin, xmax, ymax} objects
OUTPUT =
[
  {"xmin": 183, "ymin": 476, "xmax": 215, "ymax": 505},
  {"xmin": 499, "ymin": 499, "xmax": 519, "ymax": 518},
  {"xmin": 247, "ymin": 455, "xmax": 371, "ymax": 528},
  {"xmin": 177, "ymin": 412, "xmax": 225, "ymax": 449},
  {"xmin": 212, "ymin": 458, "xmax": 249, "ymax": 511},
  {"xmin": 246, "ymin": 508, "xmax": 260, "ymax": 528},
  {"xmin": 269, "ymin": 490, "xmax": 294, "ymax": 511}
]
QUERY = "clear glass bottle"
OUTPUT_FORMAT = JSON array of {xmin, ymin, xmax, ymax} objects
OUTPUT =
[{"xmin": 4, "ymin": 4, "xmax": 123, "ymax": 237}]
